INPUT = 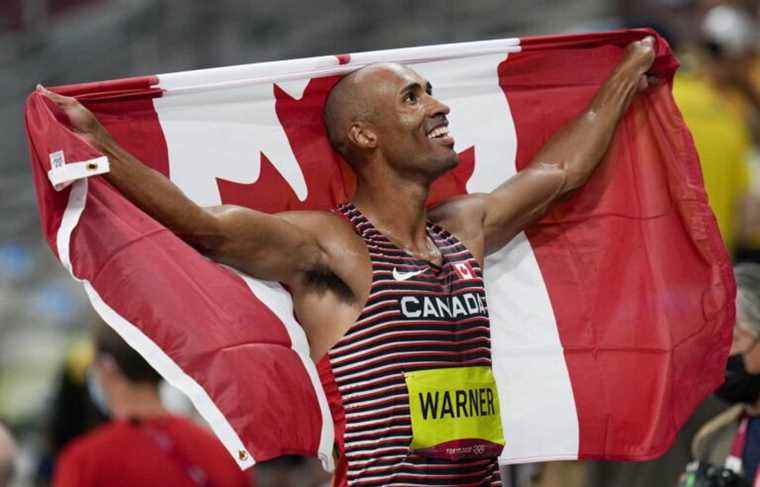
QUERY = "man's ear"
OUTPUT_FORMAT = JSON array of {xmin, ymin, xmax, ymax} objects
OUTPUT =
[{"xmin": 348, "ymin": 123, "xmax": 377, "ymax": 150}]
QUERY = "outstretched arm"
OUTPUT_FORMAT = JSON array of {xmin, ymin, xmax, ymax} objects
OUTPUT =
[
  {"xmin": 433, "ymin": 37, "xmax": 657, "ymax": 255},
  {"xmin": 38, "ymin": 87, "xmax": 328, "ymax": 284}
]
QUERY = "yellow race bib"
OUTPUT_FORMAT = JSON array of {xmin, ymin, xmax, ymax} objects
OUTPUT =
[{"xmin": 404, "ymin": 366, "xmax": 505, "ymax": 460}]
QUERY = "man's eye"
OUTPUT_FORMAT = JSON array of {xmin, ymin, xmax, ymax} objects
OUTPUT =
[{"xmin": 405, "ymin": 93, "xmax": 418, "ymax": 103}]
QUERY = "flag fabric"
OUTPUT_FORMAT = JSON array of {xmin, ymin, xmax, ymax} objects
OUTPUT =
[{"xmin": 25, "ymin": 29, "xmax": 734, "ymax": 471}]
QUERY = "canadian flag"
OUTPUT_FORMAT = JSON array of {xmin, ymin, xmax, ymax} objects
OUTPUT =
[
  {"xmin": 25, "ymin": 29, "xmax": 733, "ymax": 471},
  {"xmin": 453, "ymin": 262, "xmax": 476, "ymax": 281}
]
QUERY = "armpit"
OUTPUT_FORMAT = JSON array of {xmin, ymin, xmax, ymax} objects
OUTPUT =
[{"xmin": 302, "ymin": 264, "xmax": 355, "ymax": 302}]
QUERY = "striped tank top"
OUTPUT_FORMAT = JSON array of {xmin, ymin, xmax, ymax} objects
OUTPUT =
[{"xmin": 318, "ymin": 202, "xmax": 502, "ymax": 487}]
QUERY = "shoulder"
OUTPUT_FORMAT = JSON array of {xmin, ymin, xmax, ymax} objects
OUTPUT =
[
  {"xmin": 278, "ymin": 209, "xmax": 357, "ymax": 236},
  {"xmin": 54, "ymin": 422, "xmax": 127, "ymax": 486},
  {"xmin": 165, "ymin": 415, "xmax": 216, "ymax": 439},
  {"xmin": 429, "ymin": 194, "xmax": 487, "ymax": 262},
  {"xmin": 60, "ymin": 421, "xmax": 128, "ymax": 455},
  {"xmin": 429, "ymin": 194, "xmax": 487, "ymax": 237},
  {"xmin": 166, "ymin": 417, "xmax": 232, "ymax": 455},
  {"xmin": 278, "ymin": 209, "xmax": 367, "ymax": 255}
]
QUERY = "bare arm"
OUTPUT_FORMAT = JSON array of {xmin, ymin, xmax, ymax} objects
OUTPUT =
[
  {"xmin": 38, "ymin": 87, "xmax": 328, "ymax": 284},
  {"xmin": 434, "ymin": 37, "xmax": 657, "ymax": 254}
]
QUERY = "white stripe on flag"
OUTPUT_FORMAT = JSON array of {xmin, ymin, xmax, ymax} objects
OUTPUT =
[
  {"xmin": 487, "ymin": 237, "xmax": 580, "ymax": 464},
  {"xmin": 156, "ymin": 38, "xmax": 521, "ymax": 95},
  {"xmin": 56, "ymin": 178, "xmax": 88, "ymax": 274},
  {"xmin": 55, "ymin": 179, "xmax": 256, "ymax": 470}
]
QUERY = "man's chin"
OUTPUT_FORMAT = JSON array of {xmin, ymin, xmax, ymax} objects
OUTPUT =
[
  {"xmin": 441, "ymin": 150, "xmax": 460, "ymax": 171},
  {"xmin": 427, "ymin": 152, "xmax": 460, "ymax": 181}
]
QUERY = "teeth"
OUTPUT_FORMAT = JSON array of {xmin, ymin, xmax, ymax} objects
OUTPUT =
[{"xmin": 427, "ymin": 126, "xmax": 449, "ymax": 139}]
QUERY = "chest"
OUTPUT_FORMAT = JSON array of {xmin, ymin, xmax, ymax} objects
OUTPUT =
[{"xmin": 330, "ymin": 235, "xmax": 489, "ymax": 355}]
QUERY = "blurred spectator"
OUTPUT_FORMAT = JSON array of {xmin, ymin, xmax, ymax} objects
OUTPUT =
[
  {"xmin": 686, "ymin": 263, "xmax": 760, "ymax": 484},
  {"xmin": 35, "ymin": 339, "xmax": 107, "ymax": 484},
  {"xmin": 52, "ymin": 322, "xmax": 253, "ymax": 486},
  {"xmin": 672, "ymin": 3, "xmax": 758, "ymax": 256},
  {"xmin": 695, "ymin": 3, "xmax": 760, "ymax": 263},
  {"xmin": 0, "ymin": 423, "xmax": 18, "ymax": 487},
  {"xmin": 698, "ymin": 3, "xmax": 760, "ymax": 144}
]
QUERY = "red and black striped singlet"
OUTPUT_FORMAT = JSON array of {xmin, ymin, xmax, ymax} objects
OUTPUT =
[{"xmin": 318, "ymin": 202, "xmax": 502, "ymax": 487}]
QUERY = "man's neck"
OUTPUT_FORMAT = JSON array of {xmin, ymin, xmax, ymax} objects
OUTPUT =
[
  {"xmin": 352, "ymin": 170, "xmax": 431, "ymax": 253},
  {"xmin": 111, "ymin": 386, "xmax": 168, "ymax": 420}
]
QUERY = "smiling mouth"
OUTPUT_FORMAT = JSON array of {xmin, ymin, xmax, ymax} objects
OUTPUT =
[{"xmin": 427, "ymin": 125, "xmax": 450, "ymax": 139}]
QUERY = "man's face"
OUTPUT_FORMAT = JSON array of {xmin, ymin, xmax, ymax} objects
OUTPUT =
[{"xmin": 358, "ymin": 64, "xmax": 459, "ymax": 180}]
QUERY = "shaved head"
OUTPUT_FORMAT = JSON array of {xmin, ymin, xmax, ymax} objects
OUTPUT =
[
  {"xmin": 324, "ymin": 65, "xmax": 380, "ymax": 159},
  {"xmin": 324, "ymin": 63, "xmax": 414, "ymax": 162},
  {"xmin": 323, "ymin": 62, "xmax": 456, "ymax": 178}
]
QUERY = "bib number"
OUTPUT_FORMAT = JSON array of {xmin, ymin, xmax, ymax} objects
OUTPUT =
[{"xmin": 405, "ymin": 366, "xmax": 505, "ymax": 461}]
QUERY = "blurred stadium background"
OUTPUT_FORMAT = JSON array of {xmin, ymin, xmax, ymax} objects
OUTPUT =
[{"xmin": 1, "ymin": 1, "xmax": 759, "ymax": 486}]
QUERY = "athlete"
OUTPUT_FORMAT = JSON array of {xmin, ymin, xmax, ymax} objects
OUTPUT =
[{"xmin": 39, "ymin": 36, "xmax": 656, "ymax": 486}]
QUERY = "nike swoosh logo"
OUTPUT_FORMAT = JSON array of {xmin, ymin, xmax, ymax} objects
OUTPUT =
[{"xmin": 393, "ymin": 267, "xmax": 428, "ymax": 281}]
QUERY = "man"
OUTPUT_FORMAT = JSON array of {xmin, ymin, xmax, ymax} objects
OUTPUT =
[
  {"xmin": 40, "ymin": 36, "xmax": 656, "ymax": 486},
  {"xmin": 53, "ymin": 323, "xmax": 251, "ymax": 486}
]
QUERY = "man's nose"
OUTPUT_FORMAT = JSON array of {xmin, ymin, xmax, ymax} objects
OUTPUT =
[{"xmin": 429, "ymin": 96, "xmax": 450, "ymax": 117}]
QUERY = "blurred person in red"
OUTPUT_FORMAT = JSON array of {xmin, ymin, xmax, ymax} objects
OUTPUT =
[{"xmin": 53, "ymin": 322, "xmax": 253, "ymax": 487}]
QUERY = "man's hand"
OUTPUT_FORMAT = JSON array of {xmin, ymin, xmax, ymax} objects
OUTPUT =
[
  {"xmin": 618, "ymin": 37, "xmax": 657, "ymax": 93},
  {"xmin": 36, "ymin": 85, "xmax": 110, "ymax": 149}
]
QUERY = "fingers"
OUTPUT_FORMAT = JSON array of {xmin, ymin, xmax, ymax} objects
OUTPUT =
[
  {"xmin": 36, "ymin": 84, "xmax": 57, "ymax": 98},
  {"xmin": 622, "ymin": 36, "xmax": 656, "ymax": 76},
  {"xmin": 36, "ymin": 84, "xmax": 75, "ymax": 106},
  {"xmin": 626, "ymin": 36, "xmax": 654, "ymax": 54},
  {"xmin": 631, "ymin": 36, "xmax": 654, "ymax": 54},
  {"xmin": 35, "ymin": 83, "xmax": 105, "ymax": 141},
  {"xmin": 638, "ymin": 36, "xmax": 656, "ymax": 67},
  {"xmin": 640, "ymin": 36, "xmax": 654, "ymax": 48}
]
